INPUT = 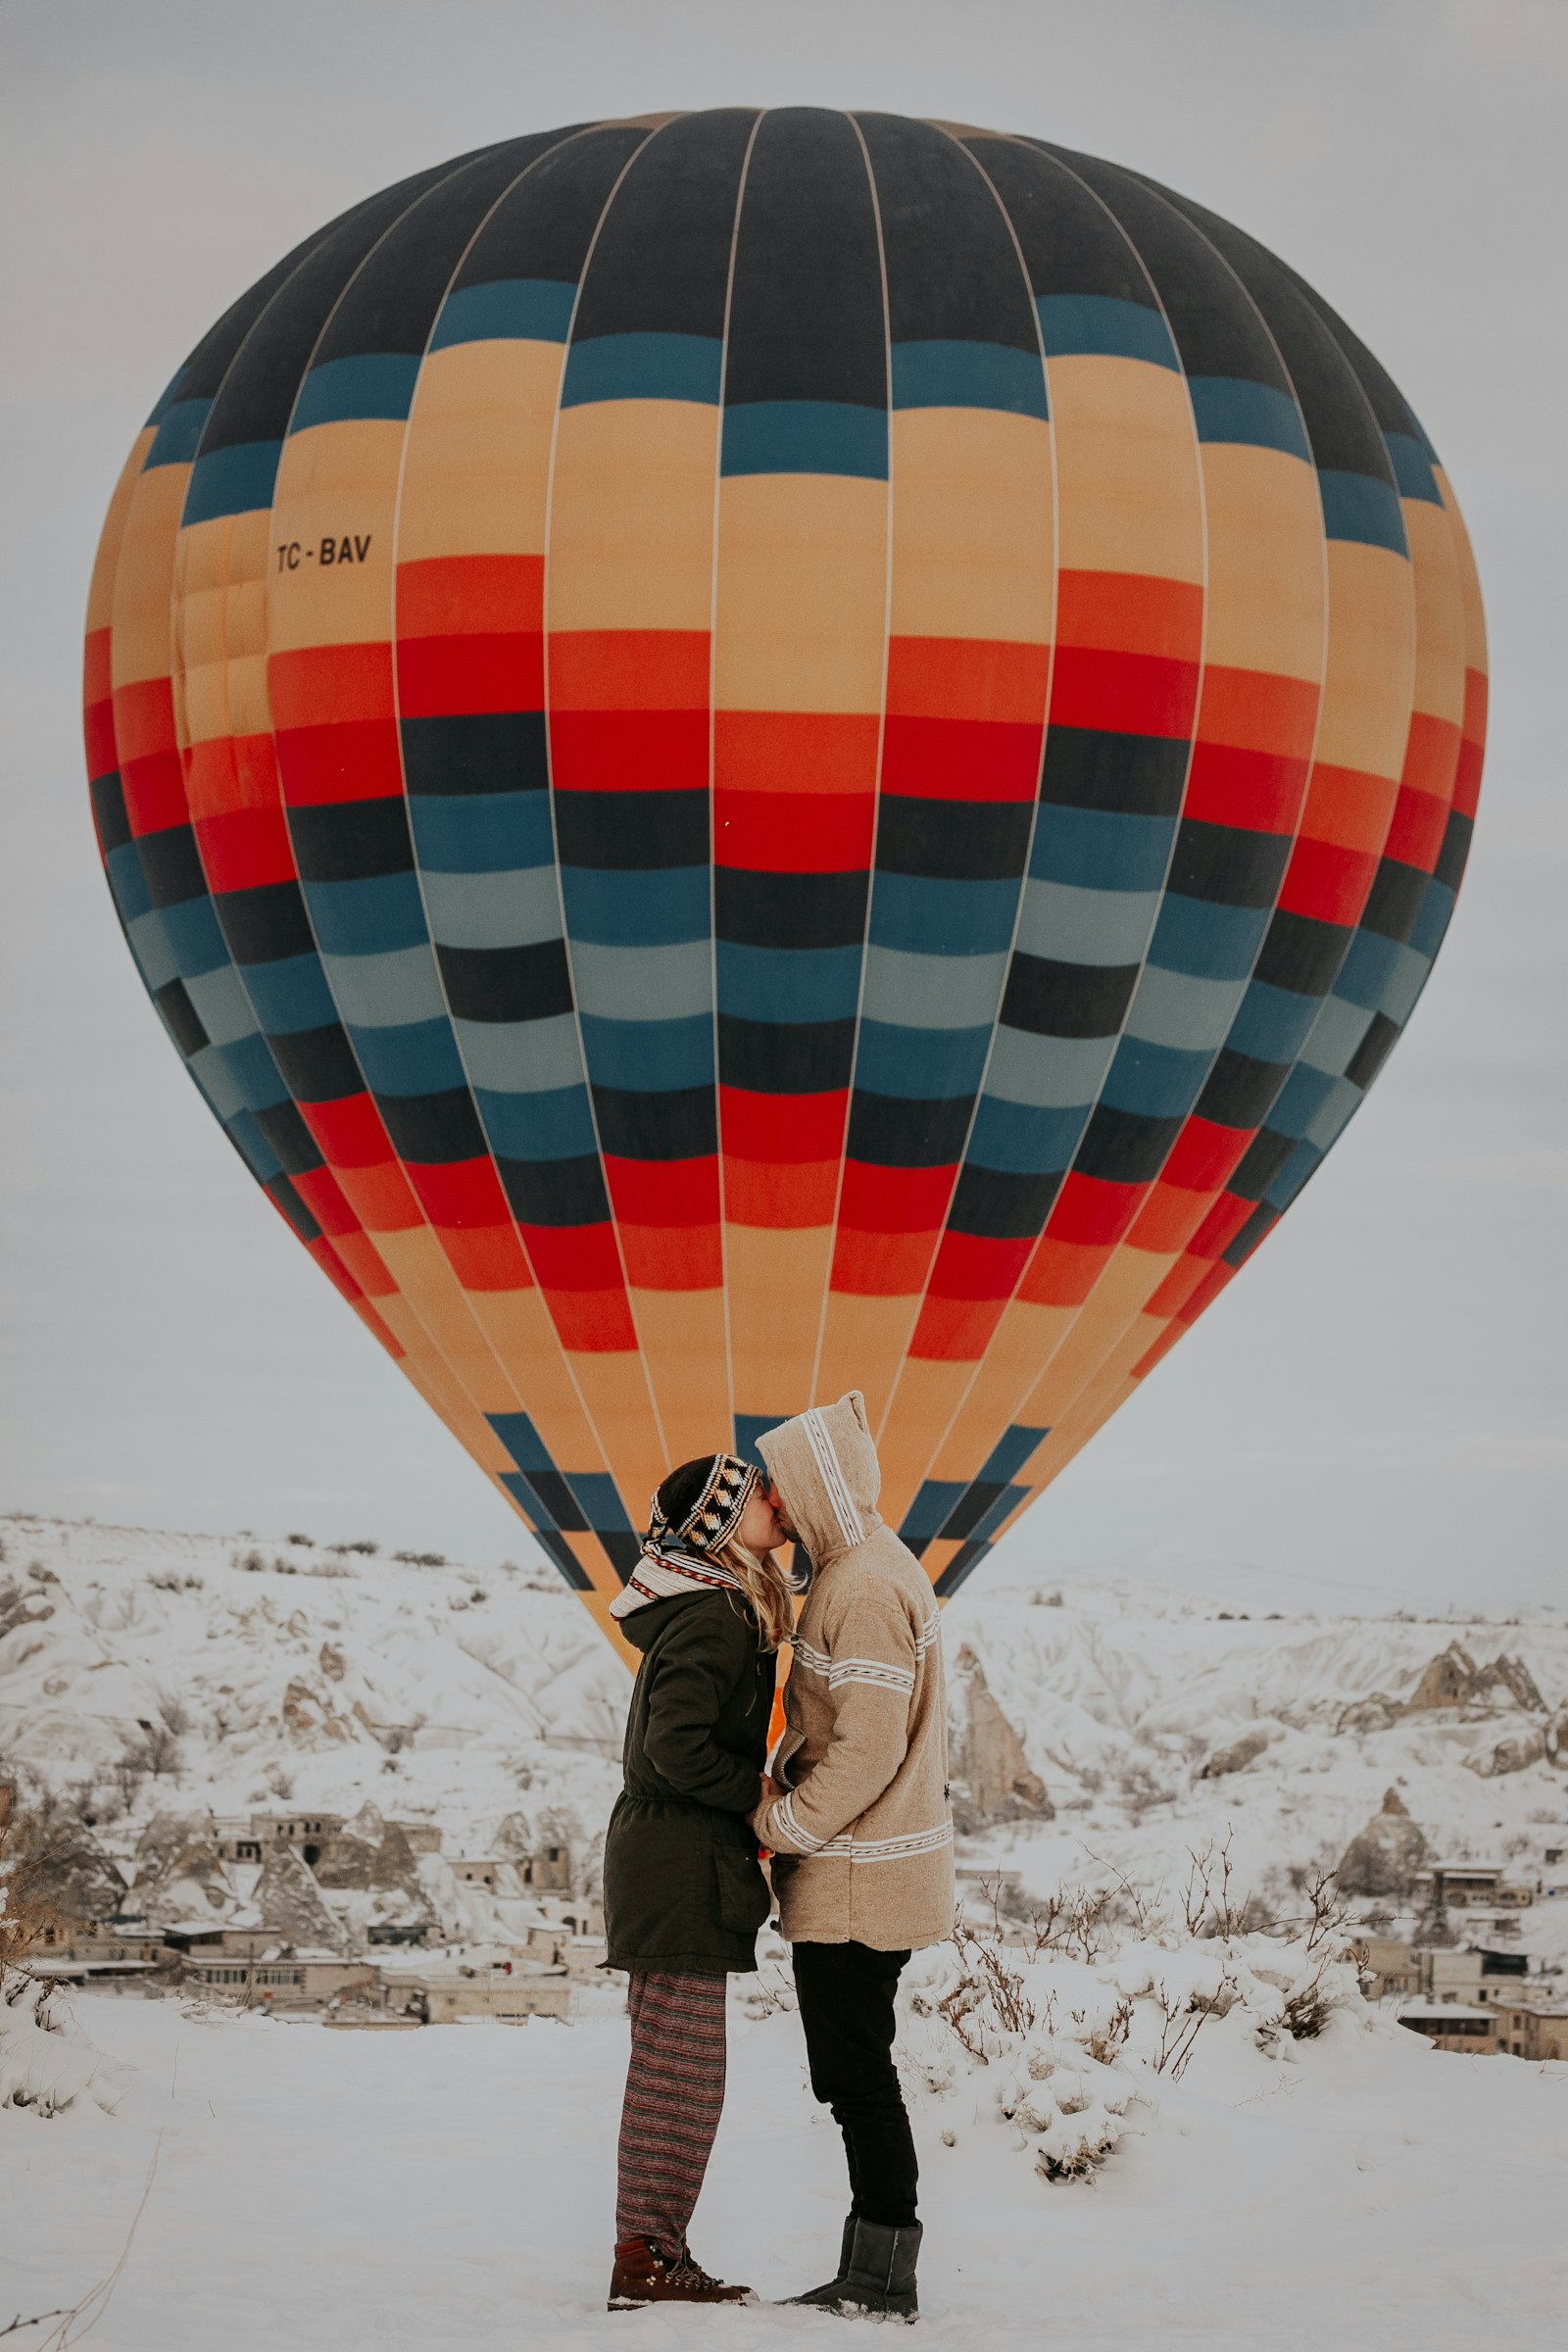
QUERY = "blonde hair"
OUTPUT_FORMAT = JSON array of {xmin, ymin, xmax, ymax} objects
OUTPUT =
[{"xmin": 711, "ymin": 1536, "xmax": 801, "ymax": 1653}]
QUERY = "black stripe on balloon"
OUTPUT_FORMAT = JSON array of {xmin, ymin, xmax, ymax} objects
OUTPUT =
[
  {"xmin": 268, "ymin": 1024, "xmax": 364, "ymax": 1105},
  {"xmin": 1003, "ymin": 955, "xmax": 1140, "ymax": 1039},
  {"xmin": 1047, "ymin": 145, "xmax": 1295, "ymax": 395},
  {"xmin": 1345, "ymin": 1010, "xmax": 1400, "ymax": 1092},
  {"xmin": 592, "ymin": 1084, "xmax": 716, "ymax": 1161},
  {"xmin": 1136, "ymin": 175, "xmax": 1395, "ymax": 484},
  {"xmin": 1039, "ymin": 728, "xmax": 1190, "ymax": 816},
  {"xmin": 252, "ymin": 1098, "xmax": 323, "ymax": 1178},
  {"xmin": 724, "ymin": 107, "xmax": 885, "ymax": 410},
  {"xmin": 534, "ymin": 1529, "xmax": 595, "ymax": 1591},
  {"xmin": 554, "ymin": 791, "xmax": 708, "ymax": 870},
  {"xmin": 288, "ymin": 800, "xmax": 413, "ymax": 884},
  {"xmin": 137, "ymin": 824, "xmax": 209, "ymax": 909},
  {"xmin": 153, "ymin": 978, "xmax": 208, "ymax": 1057},
  {"xmin": 400, "ymin": 713, "xmax": 548, "ymax": 798},
  {"xmin": 874, "ymin": 799, "xmax": 1033, "ymax": 882},
  {"xmin": 1166, "ymin": 820, "xmax": 1293, "ymax": 910},
  {"xmin": 1434, "ymin": 810, "xmax": 1472, "ymax": 894},
  {"xmin": 375, "ymin": 1089, "xmax": 489, "ymax": 1164},
  {"xmin": 570, "ymin": 108, "xmax": 755, "ymax": 342},
  {"xmin": 436, "ymin": 941, "xmax": 574, "ymax": 1025},
  {"xmin": 715, "ymin": 867, "xmax": 868, "ymax": 951},
  {"xmin": 934, "ymin": 1541, "xmax": 990, "ymax": 1599},
  {"xmin": 948, "ymin": 1162, "xmax": 1065, "ymax": 1241},
  {"xmin": 858, "ymin": 113, "xmax": 1041, "ymax": 352},
  {"xmin": 1228, "ymin": 1126, "xmax": 1298, "ymax": 1203},
  {"xmin": 1223, "ymin": 1200, "xmax": 1280, "ymax": 1269},
  {"xmin": 717, "ymin": 1015, "xmax": 857, "ymax": 1095},
  {"xmin": 89, "ymin": 773, "xmax": 132, "ymax": 855},
  {"xmin": 197, "ymin": 157, "xmax": 474, "ymax": 454},
  {"xmin": 446, "ymin": 124, "xmax": 646, "ymax": 294},
  {"xmin": 1251, "ymin": 909, "xmax": 1349, "ymax": 998},
  {"xmin": 527, "ymin": 1472, "xmax": 589, "ymax": 1533},
  {"xmin": 307, "ymin": 137, "xmax": 572, "ymax": 366},
  {"xmin": 214, "ymin": 882, "xmax": 317, "ymax": 965},
  {"xmin": 496, "ymin": 1153, "xmax": 611, "ymax": 1227},
  {"xmin": 1197, "ymin": 1048, "xmax": 1293, "ymax": 1131},
  {"xmin": 1073, "ymin": 1103, "xmax": 1184, "ymax": 1186},
  {"xmin": 846, "ymin": 1093, "xmax": 973, "ymax": 1166},
  {"xmin": 959, "ymin": 135, "xmax": 1160, "ymax": 310},
  {"xmin": 267, "ymin": 1173, "xmax": 322, "ymax": 1247},
  {"xmin": 1359, "ymin": 858, "xmax": 1431, "ymax": 944}
]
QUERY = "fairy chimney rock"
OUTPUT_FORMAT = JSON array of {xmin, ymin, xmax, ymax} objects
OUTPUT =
[{"xmin": 948, "ymin": 1645, "xmax": 1053, "ymax": 1834}]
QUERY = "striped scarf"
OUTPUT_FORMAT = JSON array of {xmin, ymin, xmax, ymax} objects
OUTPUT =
[{"xmin": 610, "ymin": 1544, "xmax": 747, "ymax": 1620}]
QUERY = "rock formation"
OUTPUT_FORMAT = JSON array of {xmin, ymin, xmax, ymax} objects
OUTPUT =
[
  {"xmin": 313, "ymin": 1802, "xmax": 424, "ymax": 1898},
  {"xmin": 1404, "ymin": 1642, "xmax": 1544, "ymax": 1714},
  {"xmin": 1469, "ymin": 1727, "xmax": 1547, "ymax": 1778},
  {"xmin": 1336, "ymin": 1788, "xmax": 1428, "ymax": 1897},
  {"xmin": 947, "ymin": 1646, "xmax": 1053, "ymax": 1835},
  {"xmin": 1199, "ymin": 1727, "xmax": 1270, "ymax": 1779},
  {"xmin": 253, "ymin": 1842, "xmax": 343, "ymax": 1949}
]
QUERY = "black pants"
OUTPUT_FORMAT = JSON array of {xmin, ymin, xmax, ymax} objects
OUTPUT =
[{"xmin": 793, "ymin": 1940, "xmax": 917, "ymax": 2229}]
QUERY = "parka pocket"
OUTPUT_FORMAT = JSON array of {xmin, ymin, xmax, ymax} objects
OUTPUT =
[{"xmin": 713, "ymin": 1842, "xmax": 770, "ymax": 1934}]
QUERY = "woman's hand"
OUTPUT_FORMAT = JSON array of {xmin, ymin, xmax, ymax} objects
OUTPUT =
[{"xmin": 759, "ymin": 1771, "xmax": 781, "ymax": 1808}]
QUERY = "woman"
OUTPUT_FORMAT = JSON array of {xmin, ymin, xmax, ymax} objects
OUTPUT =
[{"xmin": 603, "ymin": 1450, "xmax": 796, "ymax": 2311}]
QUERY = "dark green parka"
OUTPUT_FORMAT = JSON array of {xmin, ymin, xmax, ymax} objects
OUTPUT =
[{"xmin": 603, "ymin": 1590, "xmax": 775, "ymax": 1976}]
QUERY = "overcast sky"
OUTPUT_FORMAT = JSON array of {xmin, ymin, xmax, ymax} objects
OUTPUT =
[{"xmin": 1, "ymin": 0, "xmax": 1562, "ymax": 1615}]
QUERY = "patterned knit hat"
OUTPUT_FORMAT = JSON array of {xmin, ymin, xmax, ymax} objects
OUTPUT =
[{"xmin": 647, "ymin": 1452, "xmax": 760, "ymax": 1557}]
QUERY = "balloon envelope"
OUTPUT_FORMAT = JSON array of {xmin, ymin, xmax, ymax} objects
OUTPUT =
[{"xmin": 83, "ymin": 112, "xmax": 1485, "ymax": 1638}]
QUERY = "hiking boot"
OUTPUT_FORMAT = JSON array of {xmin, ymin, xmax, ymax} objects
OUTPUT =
[
  {"xmin": 790, "ymin": 2218, "xmax": 921, "ymax": 2322},
  {"xmin": 784, "ymin": 2214, "xmax": 857, "ymax": 2307},
  {"xmin": 608, "ymin": 2235, "xmax": 755, "ymax": 2309}
]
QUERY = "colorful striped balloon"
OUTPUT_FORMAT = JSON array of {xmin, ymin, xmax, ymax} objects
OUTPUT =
[{"xmin": 84, "ymin": 113, "xmax": 1485, "ymax": 1646}]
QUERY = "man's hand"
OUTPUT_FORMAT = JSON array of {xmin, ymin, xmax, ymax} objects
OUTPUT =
[{"xmin": 759, "ymin": 1772, "xmax": 781, "ymax": 1808}]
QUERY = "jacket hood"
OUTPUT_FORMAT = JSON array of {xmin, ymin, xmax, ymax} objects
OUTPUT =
[
  {"xmin": 756, "ymin": 1392, "xmax": 883, "ymax": 1566},
  {"xmin": 613, "ymin": 1592, "xmax": 688, "ymax": 1656}
]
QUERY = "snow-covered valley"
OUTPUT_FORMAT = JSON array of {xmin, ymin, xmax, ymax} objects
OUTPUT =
[{"xmin": 4, "ymin": 1512, "xmax": 1568, "ymax": 2347}]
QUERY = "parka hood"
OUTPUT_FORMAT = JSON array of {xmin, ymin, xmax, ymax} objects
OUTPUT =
[{"xmin": 756, "ymin": 1391, "xmax": 883, "ymax": 1566}]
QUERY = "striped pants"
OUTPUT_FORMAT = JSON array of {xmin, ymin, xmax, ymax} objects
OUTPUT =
[{"xmin": 614, "ymin": 1971, "xmax": 729, "ymax": 2257}]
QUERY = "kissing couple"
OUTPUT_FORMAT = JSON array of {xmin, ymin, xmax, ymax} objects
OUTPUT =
[{"xmin": 601, "ymin": 1391, "xmax": 953, "ymax": 2323}]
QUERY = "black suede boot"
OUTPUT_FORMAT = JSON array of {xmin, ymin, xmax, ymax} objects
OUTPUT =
[
  {"xmin": 784, "ymin": 2214, "xmax": 857, "ymax": 2307},
  {"xmin": 794, "ymin": 2218, "xmax": 921, "ymax": 2322}
]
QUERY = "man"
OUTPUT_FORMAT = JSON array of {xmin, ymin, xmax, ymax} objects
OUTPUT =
[{"xmin": 751, "ymin": 1390, "xmax": 953, "ymax": 2324}]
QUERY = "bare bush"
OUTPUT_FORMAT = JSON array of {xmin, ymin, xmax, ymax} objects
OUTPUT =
[
  {"xmin": 393, "ymin": 1548, "xmax": 447, "ymax": 1567},
  {"xmin": 119, "ymin": 1721, "xmax": 181, "ymax": 1781},
  {"xmin": 155, "ymin": 1690, "xmax": 192, "ymax": 1739},
  {"xmin": 285, "ymin": 1532, "xmax": 315, "ymax": 1547}
]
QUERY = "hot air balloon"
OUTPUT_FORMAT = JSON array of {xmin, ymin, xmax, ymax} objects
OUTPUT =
[{"xmin": 84, "ymin": 112, "xmax": 1485, "ymax": 1646}]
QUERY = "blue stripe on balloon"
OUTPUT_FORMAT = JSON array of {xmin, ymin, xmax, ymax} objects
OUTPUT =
[
  {"xmin": 578, "ymin": 1013, "xmax": 712, "ymax": 1092},
  {"xmin": 407, "ymin": 790, "xmax": 554, "ymax": 873},
  {"xmin": 714, "ymin": 942, "xmax": 862, "ymax": 1023},
  {"xmin": 867, "ymin": 873, "xmax": 1019, "ymax": 955},
  {"xmin": 891, "ymin": 340, "xmax": 1048, "ymax": 418},
  {"xmin": 348, "ymin": 1017, "xmax": 468, "ymax": 1097},
  {"xmin": 487, "ymin": 1410, "xmax": 555, "ymax": 1472},
  {"xmin": 240, "ymin": 953, "xmax": 340, "ymax": 1036},
  {"xmin": 1186, "ymin": 376, "xmax": 1310, "ymax": 460},
  {"xmin": 966, "ymin": 1094, "xmax": 1086, "ymax": 1174},
  {"xmin": 304, "ymin": 873, "xmax": 430, "ymax": 957},
  {"xmin": 562, "ymin": 332, "xmax": 722, "ymax": 408},
  {"xmin": 475, "ymin": 1083, "xmax": 598, "ymax": 1159},
  {"xmin": 978, "ymin": 1422, "xmax": 1048, "ymax": 1484},
  {"xmin": 853, "ymin": 1020, "xmax": 993, "ymax": 1100},
  {"xmin": 1036, "ymin": 294, "xmax": 1178, "ymax": 369},
  {"xmin": 1143, "ymin": 894, "xmax": 1266, "ymax": 981},
  {"xmin": 560, "ymin": 866, "xmax": 709, "ymax": 947},
  {"xmin": 1318, "ymin": 469, "xmax": 1408, "ymax": 555},
  {"xmin": 1098, "ymin": 1035, "xmax": 1213, "ymax": 1119},
  {"xmin": 146, "ymin": 398, "xmax": 212, "ymax": 469},
  {"xmin": 721, "ymin": 401, "xmax": 888, "ymax": 480},
  {"xmin": 428, "ymin": 277, "xmax": 577, "ymax": 350},
  {"xmin": 1223, "ymin": 977, "xmax": 1325, "ymax": 1066},
  {"xmin": 1028, "ymin": 807, "xmax": 1174, "ymax": 893},
  {"xmin": 181, "ymin": 440, "xmax": 283, "ymax": 525},
  {"xmin": 290, "ymin": 353, "xmax": 422, "ymax": 431},
  {"xmin": 1384, "ymin": 429, "xmax": 1443, "ymax": 504}
]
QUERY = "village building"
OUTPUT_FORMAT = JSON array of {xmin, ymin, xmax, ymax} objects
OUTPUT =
[
  {"xmin": 1350, "ymin": 1936, "xmax": 1423, "ymax": 2001},
  {"xmin": 250, "ymin": 1812, "xmax": 345, "ymax": 1867},
  {"xmin": 1413, "ymin": 1863, "xmax": 1533, "ymax": 1912},
  {"xmin": 1425, "ymin": 1944, "xmax": 1530, "ymax": 2006},
  {"xmin": 1397, "ymin": 2003, "xmax": 1496, "ymax": 2053},
  {"xmin": 378, "ymin": 1944, "xmax": 570, "ymax": 2025},
  {"xmin": 182, "ymin": 1952, "xmax": 380, "ymax": 2008},
  {"xmin": 1491, "ymin": 2005, "xmax": 1568, "ymax": 2061}
]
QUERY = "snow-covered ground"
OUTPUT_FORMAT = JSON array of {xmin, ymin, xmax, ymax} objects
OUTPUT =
[
  {"xmin": 5, "ymin": 1513, "xmax": 1568, "ymax": 2345},
  {"xmin": 4, "ymin": 1962, "xmax": 1565, "ymax": 2350}
]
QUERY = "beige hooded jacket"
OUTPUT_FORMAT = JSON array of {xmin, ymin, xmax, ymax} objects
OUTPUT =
[{"xmin": 751, "ymin": 1392, "xmax": 954, "ymax": 1951}]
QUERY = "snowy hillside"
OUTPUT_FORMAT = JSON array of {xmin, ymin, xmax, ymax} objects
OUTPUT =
[{"xmin": 3, "ymin": 1511, "xmax": 1566, "ymax": 1937}]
